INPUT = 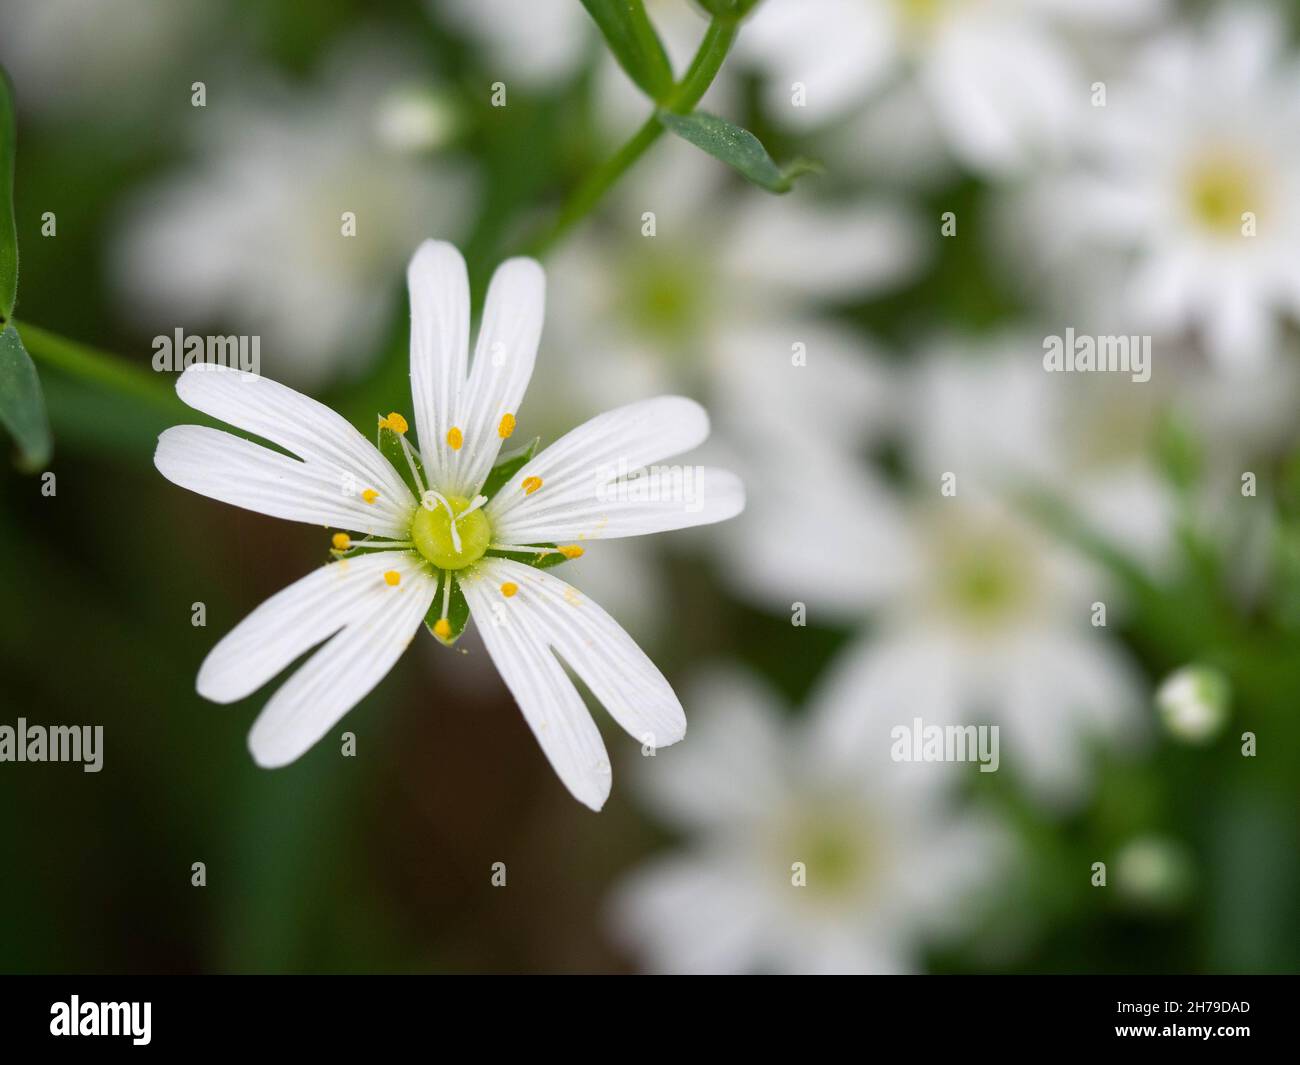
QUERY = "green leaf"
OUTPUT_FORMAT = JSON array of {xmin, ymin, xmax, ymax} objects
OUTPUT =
[
  {"xmin": 1, "ymin": 66, "xmax": 18, "ymax": 322},
  {"xmin": 0, "ymin": 324, "xmax": 51, "ymax": 470},
  {"xmin": 657, "ymin": 109, "xmax": 820, "ymax": 193},
  {"xmin": 425, "ymin": 571, "xmax": 471, "ymax": 646},
  {"xmin": 481, "ymin": 435, "xmax": 539, "ymax": 499},
  {"xmin": 580, "ymin": 0, "xmax": 674, "ymax": 102}
]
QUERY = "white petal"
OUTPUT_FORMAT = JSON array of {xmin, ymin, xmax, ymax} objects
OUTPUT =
[
  {"xmin": 486, "ymin": 396, "xmax": 744, "ymax": 544},
  {"xmin": 161, "ymin": 365, "xmax": 413, "ymax": 533},
  {"xmin": 461, "ymin": 558, "xmax": 686, "ymax": 808},
  {"xmin": 242, "ymin": 553, "xmax": 437, "ymax": 767},
  {"xmin": 156, "ymin": 426, "xmax": 411, "ymax": 538},
  {"xmin": 407, "ymin": 240, "xmax": 470, "ymax": 489},
  {"xmin": 444, "ymin": 256, "xmax": 545, "ymax": 496}
]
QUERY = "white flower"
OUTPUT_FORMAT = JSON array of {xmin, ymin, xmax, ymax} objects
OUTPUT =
[
  {"xmin": 153, "ymin": 240, "xmax": 745, "ymax": 810},
  {"xmin": 537, "ymin": 138, "xmax": 925, "ymax": 433},
  {"xmin": 741, "ymin": 0, "xmax": 1163, "ymax": 175},
  {"xmin": 832, "ymin": 492, "xmax": 1144, "ymax": 804},
  {"xmin": 114, "ymin": 50, "xmax": 474, "ymax": 387},
  {"xmin": 1023, "ymin": 5, "xmax": 1300, "ymax": 370},
  {"xmin": 432, "ymin": 0, "xmax": 593, "ymax": 89},
  {"xmin": 0, "ymin": 0, "xmax": 207, "ymax": 117},
  {"xmin": 610, "ymin": 665, "xmax": 1010, "ymax": 974},
  {"xmin": 906, "ymin": 337, "xmax": 1179, "ymax": 571}
]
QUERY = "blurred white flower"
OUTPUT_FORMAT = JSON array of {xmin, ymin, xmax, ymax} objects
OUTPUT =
[
  {"xmin": 1156, "ymin": 664, "xmax": 1230, "ymax": 745},
  {"xmin": 1114, "ymin": 835, "xmax": 1195, "ymax": 911},
  {"xmin": 533, "ymin": 140, "xmax": 922, "ymax": 617},
  {"xmin": 114, "ymin": 49, "xmax": 475, "ymax": 388},
  {"xmin": 0, "ymin": 0, "xmax": 206, "ymax": 117},
  {"xmin": 611, "ymin": 664, "xmax": 1010, "ymax": 974},
  {"xmin": 741, "ymin": 0, "xmax": 1164, "ymax": 175},
  {"xmin": 433, "ymin": 0, "xmax": 594, "ymax": 89},
  {"xmin": 905, "ymin": 337, "xmax": 1179, "ymax": 571},
  {"xmin": 1022, "ymin": 4, "xmax": 1300, "ymax": 370},
  {"xmin": 154, "ymin": 241, "xmax": 745, "ymax": 810},
  {"xmin": 817, "ymin": 491, "xmax": 1145, "ymax": 804},
  {"xmin": 535, "ymin": 138, "xmax": 926, "ymax": 427}
]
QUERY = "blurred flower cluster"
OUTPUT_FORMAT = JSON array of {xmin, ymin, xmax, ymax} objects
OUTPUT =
[{"xmin": 2, "ymin": 0, "xmax": 1298, "ymax": 975}]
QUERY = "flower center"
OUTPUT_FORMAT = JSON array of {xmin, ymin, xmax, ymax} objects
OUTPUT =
[
  {"xmin": 893, "ymin": 0, "xmax": 959, "ymax": 39},
  {"xmin": 1183, "ymin": 152, "xmax": 1262, "ymax": 234},
  {"xmin": 412, "ymin": 493, "xmax": 490, "ymax": 570}
]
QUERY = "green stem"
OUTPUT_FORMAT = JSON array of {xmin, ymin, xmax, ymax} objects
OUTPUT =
[
  {"xmin": 525, "ymin": 15, "xmax": 739, "ymax": 258},
  {"xmin": 17, "ymin": 321, "xmax": 183, "ymax": 414}
]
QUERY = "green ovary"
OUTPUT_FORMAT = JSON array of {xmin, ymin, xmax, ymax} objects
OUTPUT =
[{"xmin": 411, "ymin": 495, "xmax": 490, "ymax": 570}]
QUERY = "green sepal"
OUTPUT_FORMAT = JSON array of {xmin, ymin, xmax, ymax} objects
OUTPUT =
[
  {"xmin": 376, "ymin": 417, "xmax": 426, "ymax": 498},
  {"xmin": 425, "ymin": 571, "xmax": 471, "ymax": 646},
  {"xmin": 657, "ymin": 109, "xmax": 820, "ymax": 194},
  {"xmin": 481, "ymin": 435, "xmax": 539, "ymax": 499},
  {"xmin": 488, "ymin": 544, "xmax": 578, "ymax": 571},
  {"xmin": 0, "ymin": 324, "xmax": 51, "ymax": 470}
]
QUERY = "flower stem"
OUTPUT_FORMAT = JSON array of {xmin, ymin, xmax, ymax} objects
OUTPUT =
[
  {"xmin": 17, "ymin": 320, "xmax": 183, "ymax": 414},
  {"xmin": 525, "ymin": 15, "xmax": 740, "ymax": 258}
]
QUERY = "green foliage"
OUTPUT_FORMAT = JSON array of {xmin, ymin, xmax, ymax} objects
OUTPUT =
[
  {"xmin": 657, "ymin": 109, "xmax": 819, "ymax": 193},
  {"xmin": 0, "ymin": 66, "xmax": 16, "ymax": 323},
  {"xmin": 579, "ymin": 0, "xmax": 674, "ymax": 102},
  {"xmin": 0, "ymin": 324, "xmax": 50, "ymax": 469}
]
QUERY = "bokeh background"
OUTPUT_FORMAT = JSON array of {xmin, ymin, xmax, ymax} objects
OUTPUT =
[{"xmin": 1, "ymin": 0, "xmax": 1298, "ymax": 974}]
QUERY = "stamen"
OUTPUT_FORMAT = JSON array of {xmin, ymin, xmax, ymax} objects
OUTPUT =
[
  {"xmin": 398, "ymin": 433, "xmax": 427, "ymax": 497},
  {"xmin": 447, "ymin": 426, "xmax": 464, "ymax": 451},
  {"xmin": 381, "ymin": 411, "xmax": 409, "ymax": 434},
  {"xmin": 433, "ymin": 618, "xmax": 451, "ymax": 639},
  {"xmin": 332, "ymin": 533, "xmax": 351, "ymax": 551},
  {"xmin": 500, "ymin": 582, "xmax": 518, "ymax": 598},
  {"xmin": 383, "ymin": 570, "xmax": 401, "ymax": 587},
  {"xmin": 498, "ymin": 413, "xmax": 516, "ymax": 439},
  {"xmin": 349, "ymin": 539, "xmax": 415, "ymax": 550},
  {"xmin": 440, "ymin": 570, "xmax": 453, "ymax": 626},
  {"xmin": 522, "ymin": 476, "xmax": 543, "ymax": 495},
  {"xmin": 362, "ymin": 488, "xmax": 379, "ymax": 504}
]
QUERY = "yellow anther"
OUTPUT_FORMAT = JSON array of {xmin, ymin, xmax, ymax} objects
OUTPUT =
[
  {"xmin": 447, "ymin": 426, "xmax": 464, "ymax": 450},
  {"xmin": 558, "ymin": 545, "xmax": 584, "ymax": 559},
  {"xmin": 498, "ymin": 413, "xmax": 516, "ymax": 439},
  {"xmin": 383, "ymin": 570, "xmax": 401, "ymax": 587},
  {"xmin": 522, "ymin": 476, "xmax": 543, "ymax": 495},
  {"xmin": 500, "ymin": 581, "xmax": 519, "ymax": 598},
  {"xmin": 380, "ymin": 411, "xmax": 408, "ymax": 434},
  {"xmin": 362, "ymin": 488, "xmax": 379, "ymax": 504},
  {"xmin": 332, "ymin": 533, "xmax": 351, "ymax": 551},
  {"xmin": 433, "ymin": 617, "xmax": 452, "ymax": 639}
]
